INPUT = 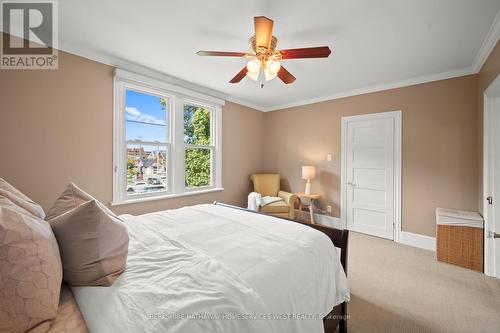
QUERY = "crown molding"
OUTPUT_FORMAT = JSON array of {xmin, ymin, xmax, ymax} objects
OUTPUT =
[
  {"xmin": 224, "ymin": 97, "xmax": 267, "ymax": 111},
  {"xmin": 4, "ymin": 4, "xmax": 500, "ymax": 114},
  {"xmin": 472, "ymin": 8, "xmax": 500, "ymax": 73},
  {"xmin": 56, "ymin": 39, "xmax": 490, "ymax": 113},
  {"xmin": 58, "ymin": 39, "xmax": 270, "ymax": 111},
  {"xmin": 260, "ymin": 66, "xmax": 477, "ymax": 112},
  {"xmin": 57, "ymin": 40, "xmax": 228, "ymax": 102},
  {"xmin": 242, "ymin": 6, "xmax": 500, "ymax": 112}
]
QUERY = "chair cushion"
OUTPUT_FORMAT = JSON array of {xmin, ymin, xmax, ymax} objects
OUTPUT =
[
  {"xmin": 251, "ymin": 174, "xmax": 280, "ymax": 197},
  {"xmin": 259, "ymin": 200, "xmax": 290, "ymax": 214},
  {"xmin": 0, "ymin": 177, "xmax": 45, "ymax": 219},
  {"xmin": 0, "ymin": 196, "xmax": 62, "ymax": 333}
]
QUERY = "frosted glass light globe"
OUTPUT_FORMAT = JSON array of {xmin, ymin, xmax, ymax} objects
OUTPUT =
[
  {"xmin": 246, "ymin": 59, "xmax": 261, "ymax": 75},
  {"xmin": 267, "ymin": 59, "xmax": 281, "ymax": 75}
]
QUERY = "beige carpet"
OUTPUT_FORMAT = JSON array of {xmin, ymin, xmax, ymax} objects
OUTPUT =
[{"xmin": 346, "ymin": 232, "xmax": 500, "ymax": 333}]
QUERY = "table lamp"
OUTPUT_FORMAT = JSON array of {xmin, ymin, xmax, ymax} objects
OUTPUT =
[{"xmin": 302, "ymin": 166, "xmax": 316, "ymax": 195}]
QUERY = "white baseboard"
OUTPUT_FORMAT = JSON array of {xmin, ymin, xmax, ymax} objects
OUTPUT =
[
  {"xmin": 295, "ymin": 210, "xmax": 344, "ymax": 229},
  {"xmin": 399, "ymin": 231, "xmax": 436, "ymax": 251},
  {"xmin": 294, "ymin": 210, "xmax": 436, "ymax": 252}
]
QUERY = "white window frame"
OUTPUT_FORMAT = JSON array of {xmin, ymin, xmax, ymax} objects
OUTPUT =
[{"xmin": 112, "ymin": 69, "xmax": 224, "ymax": 205}]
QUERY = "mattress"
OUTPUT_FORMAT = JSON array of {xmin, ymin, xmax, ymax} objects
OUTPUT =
[{"xmin": 72, "ymin": 204, "xmax": 350, "ymax": 333}]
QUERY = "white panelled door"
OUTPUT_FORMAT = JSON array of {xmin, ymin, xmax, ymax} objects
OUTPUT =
[
  {"xmin": 344, "ymin": 114, "xmax": 398, "ymax": 240},
  {"xmin": 484, "ymin": 75, "xmax": 500, "ymax": 278},
  {"xmin": 490, "ymin": 97, "xmax": 500, "ymax": 278}
]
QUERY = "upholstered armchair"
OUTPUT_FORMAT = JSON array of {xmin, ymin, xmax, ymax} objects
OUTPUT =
[{"xmin": 250, "ymin": 174, "xmax": 298, "ymax": 220}]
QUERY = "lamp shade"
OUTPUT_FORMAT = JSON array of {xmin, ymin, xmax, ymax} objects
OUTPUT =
[{"xmin": 302, "ymin": 166, "xmax": 316, "ymax": 180}]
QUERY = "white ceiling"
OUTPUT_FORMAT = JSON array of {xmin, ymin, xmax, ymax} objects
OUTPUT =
[{"xmin": 58, "ymin": 1, "xmax": 500, "ymax": 110}]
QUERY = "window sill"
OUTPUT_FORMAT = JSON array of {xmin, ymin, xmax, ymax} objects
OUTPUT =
[{"xmin": 110, "ymin": 187, "xmax": 224, "ymax": 206}]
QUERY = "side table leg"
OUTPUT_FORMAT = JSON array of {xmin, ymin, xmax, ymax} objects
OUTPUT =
[
  {"xmin": 298, "ymin": 200, "xmax": 303, "ymax": 222},
  {"xmin": 310, "ymin": 199, "xmax": 315, "ymax": 224}
]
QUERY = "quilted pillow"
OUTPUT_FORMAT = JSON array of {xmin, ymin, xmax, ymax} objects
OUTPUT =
[
  {"xmin": 0, "ymin": 196, "xmax": 62, "ymax": 333},
  {"xmin": 0, "ymin": 178, "xmax": 45, "ymax": 219}
]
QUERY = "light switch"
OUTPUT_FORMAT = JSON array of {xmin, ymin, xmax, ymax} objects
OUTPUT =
[{"xmin": 327, "ymin": 154, "xmax": 333, "ymax": 162}]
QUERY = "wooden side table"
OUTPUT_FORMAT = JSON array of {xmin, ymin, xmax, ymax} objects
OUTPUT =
[{"xmin": 296, "ymin": 192, "xmax": 321, "ymax": 224}]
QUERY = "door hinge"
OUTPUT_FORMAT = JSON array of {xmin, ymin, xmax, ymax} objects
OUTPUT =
[{"xmin": 487, "ymin": 196, "xmax": 493, "ymax": 205}]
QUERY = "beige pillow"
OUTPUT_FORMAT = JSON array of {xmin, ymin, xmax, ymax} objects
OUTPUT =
[
  {"xmin": 0, "ymin": 178, "xmax": 45, "ymax": 219},
  {"xmin": 45, "ymin": 183, "xmax": 113, "ymax": 221},
  {"xmin": 48, "ymin": 200, "xmax": 129, "ymax": 286},
  {"xmin": 0, "ymin": 196, "xmax": 62, "ymax": 333}
]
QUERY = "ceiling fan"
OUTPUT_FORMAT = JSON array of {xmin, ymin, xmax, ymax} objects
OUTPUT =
[{"xmin": 196, "ymin": 16, "xmax": 331, "ymax": 85}]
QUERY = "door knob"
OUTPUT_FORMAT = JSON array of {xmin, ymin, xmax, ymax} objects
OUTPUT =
[{"xmin": 487, "ymin": 230, "xmax": 500, "ymax": 239}]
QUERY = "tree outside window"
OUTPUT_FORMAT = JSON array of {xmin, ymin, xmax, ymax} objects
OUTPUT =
[{"xmin": 183, "ymin": 105, "xmax": 211, "ymax": 187}]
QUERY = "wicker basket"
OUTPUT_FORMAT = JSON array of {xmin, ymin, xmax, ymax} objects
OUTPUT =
[{"xmin": 436, "ymin": 224, "xmax": 483, "ymax": 272}]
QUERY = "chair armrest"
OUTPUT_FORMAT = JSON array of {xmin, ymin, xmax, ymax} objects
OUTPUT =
[{"xmin": 278, "ymin": 191, "xmax": 298, "ymax": 207}]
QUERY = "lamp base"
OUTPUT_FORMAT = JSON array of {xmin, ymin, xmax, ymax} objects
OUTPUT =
[{"xmin": 305, "ymin": 180, "xmax": 311, "ymax": 195}]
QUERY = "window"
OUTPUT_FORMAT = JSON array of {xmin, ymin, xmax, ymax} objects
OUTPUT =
[
  {"xmin": 184, "ymin": 104, "xmax": 213, "ymax": 188},
  {"xmin": 113, "ymin": 70, "xmax": 223, "ymax": 204},
  {"xmin": 125, "ymin": 90, "xmax": 169, "ymax": 196}
]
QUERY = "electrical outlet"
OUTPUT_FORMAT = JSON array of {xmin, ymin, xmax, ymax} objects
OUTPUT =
[
  {"xmin": 326, "ymin": 205, "xmax": 332, "ymax": 213},
  {"xmin": 327, "ymin": 154, "xmax": 332, "ymax": 162}
]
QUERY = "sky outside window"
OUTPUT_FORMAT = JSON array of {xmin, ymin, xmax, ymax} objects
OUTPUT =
[{"xmin": 125, "ymin": 89, "xmax": 167, "ymax": 142}]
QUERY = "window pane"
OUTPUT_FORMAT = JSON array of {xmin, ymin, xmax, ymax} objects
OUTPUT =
[
  {"xmin": 127, "ymin": 144, "xmax": 168, "ymax": 195},
  {"xmin": 185, "ymin": 148, "xmax": 211, "ymax": 188},
  {"xmin": 184, "ymin": 105, "xmax": 211, "ymax": 145},
  {"xmin": 126, "ymin": 89, "xmax": 168, "ymax": 143}
]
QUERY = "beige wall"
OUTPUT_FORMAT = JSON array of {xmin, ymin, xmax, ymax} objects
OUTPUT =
[
  {"xmin": 0, "ymin": 49, "xmax": 266, "ymax": 215},
  {"xmin": 264, "ymin": 75, "xmax": 479, "ymax": 237},
  {"xmin": 1, "ymin": 33, "xmax": 499, "ymax": 238},
  {"xmin": 477, "ymin": 42, "xmax": 500, "ymax": 214}
]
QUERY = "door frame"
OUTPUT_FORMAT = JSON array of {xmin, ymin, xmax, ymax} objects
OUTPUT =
[
  {"xmin": 340, "ymin": 110, "xmax": 402, "ymax": 242},
  {"xmin": 483, "ymin": 74, "xmax": 500, "ymax": 277}
]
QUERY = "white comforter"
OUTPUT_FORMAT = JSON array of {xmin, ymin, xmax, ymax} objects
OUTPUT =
[{"xmin": 73, "ymin": 204, "xmax": 349, "ymax": 333}]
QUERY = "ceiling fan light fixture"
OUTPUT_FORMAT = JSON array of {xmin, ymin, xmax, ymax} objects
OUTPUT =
[
  {"xmin": 246, "ymin": 59, "xmax": 261, "ymax": 75},
  {"xmin": 196, "ymin": 16, "xmax": 330, "ymax": 84},
  {"xmin": 264, "ymin": 59, "xmax": 281, "ymax": 81},
  {"xmin": 266, "ymin": 59, "xmax": 281, "ymax": 75},
  {"xmin": 246, "ymin": 70, "xmax": 260, "ymax": 81},
  {"xmin": 264, "ymin": 71, "xmax": 276, "ymax": 81}
]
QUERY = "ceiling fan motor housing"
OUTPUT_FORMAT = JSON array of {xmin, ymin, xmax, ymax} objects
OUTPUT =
[{"xmin": 249, "ymin": 35, "xmax": 281, "ymax": 61}]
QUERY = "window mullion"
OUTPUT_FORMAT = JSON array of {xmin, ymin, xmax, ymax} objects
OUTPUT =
[
  {"xmin": 126, "ymin": 140, "xmax": 168, "ymax": 146},
  {"xmin": 214, "ymin": 106, "xmax": 222, "ymax": 188},
  {"xmin": 172, "ymin": 96, "xmax": 185, "ymax": 194},
  {"xmin": 184, "ymin": 144, "xmax": 214, "ymax": 149}
]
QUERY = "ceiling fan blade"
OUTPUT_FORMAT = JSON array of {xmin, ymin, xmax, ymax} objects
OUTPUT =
[
  {"xmin": 254, "ymin": 16, "xmax": 274, "ymax": 49},
  {"xmin": 279, "ymin": 46, "xmax": 331, "ymax": 59},
  {"xmin": 277, "ymin": 66, "xmax": 296, "ymax": 84},
  {"xmin": 229, "ymin": 67, "xmax": 248, "ymax": 83},
  {"xmin": 197, "ymin": 51, "xmax": 248, "ymax": 57}
]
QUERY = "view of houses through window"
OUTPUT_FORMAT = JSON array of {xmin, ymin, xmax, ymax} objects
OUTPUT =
[
  {"xmin": 125, "ymin": 89, "xmax": 169, "ymax": 195},
  {"xmin": 124, "ymin": 90, "xmax": 213, "ymax": 196},
  {"xmin": 126, "ymin": 145, "xmax": 168, "ymax": 194}
]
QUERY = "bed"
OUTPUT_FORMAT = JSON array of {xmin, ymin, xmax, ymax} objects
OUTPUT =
[{"xmin": 62, "ymin": 202, "xmax": 350, "ymax": 333}]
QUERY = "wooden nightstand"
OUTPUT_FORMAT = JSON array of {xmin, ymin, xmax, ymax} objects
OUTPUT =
[{"xmin": 296, "ymin": 192, "xmax": 321, "ymax": 224}]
